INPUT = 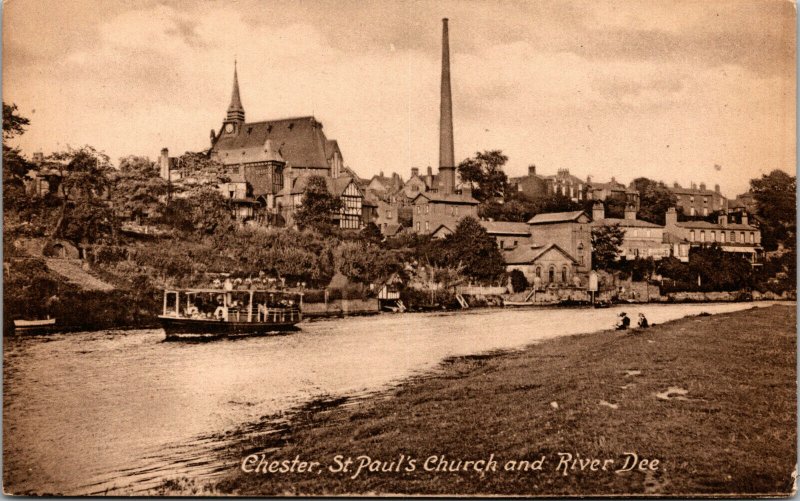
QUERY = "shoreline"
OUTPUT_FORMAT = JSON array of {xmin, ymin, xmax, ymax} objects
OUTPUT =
[
  {"xmin": 184, "ymin": 304, "xmax": 797, "ymax": 497},
  {"xmin": 7, "ymin": 297, "xmax": 793, "ymax": 337}
]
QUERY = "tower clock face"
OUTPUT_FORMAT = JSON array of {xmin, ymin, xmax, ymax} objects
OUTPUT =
[{"xmin": 225, "ymin": 123, "xmax": 234, "ymax": 133}]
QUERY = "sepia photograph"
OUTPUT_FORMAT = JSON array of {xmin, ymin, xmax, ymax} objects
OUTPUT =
[{"xmin": 2, "ymin": 0, "xmax": 797, "ymax": 496}]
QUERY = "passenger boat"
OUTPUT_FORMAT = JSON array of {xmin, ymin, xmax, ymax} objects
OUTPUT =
[
  {"xmin": 158, "ymin": 285, "xmax": 303, "ymax": 340},
  {"xmin": 13, "ymin": 317, "xmax": 56, "ymax": 334}
]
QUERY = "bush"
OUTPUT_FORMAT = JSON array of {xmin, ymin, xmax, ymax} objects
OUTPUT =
[{"xmin": 509, "ymin": 269, "xmax": 528, "ymax": 293}]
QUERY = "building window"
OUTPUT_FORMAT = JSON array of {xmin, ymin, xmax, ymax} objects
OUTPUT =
[
  {"xmin": 425, "ymin": 204, "xmax": 429, "ymax": 215},
  {"xmin": 416, "ymin": 222, "xmax": 420, "ymax": 232},
  {"xmin": 720, "ymin": 232, "xmax": 726, "ymax": 243},
  {"xmin": 703, "ymin": 197, "xmax": 708, "ymax": 205},
  {"xmin": 710, "ymin": 231, "xmax": 716, "ymax": 242},
  {"xmin": 689, "ymin": 230, "xmax": 695, "ymax": 241},
  {"xmin": 702, "ymin": 208, "xmax": 708, "ymax": 216},
  {"xmin": 730, "ymin": 231, "xmax": 736, "ymax": 242},
  {"xmin": 425, "ymin": 221, "xmax": 429, "ymax": 231},
  {"xmin": 700, "ymin": 230, "xmax": 705, "ymax": 242},
  {"xmin": 750, "ymin": 232, "xmax": 754, "ymax": 243},
  {"xmin": 690, "ymin": 207, "xmax": 696, "ymax": 216},
  {"xmin": 740, "ymin": 231, "xmax": 745, "ymax": 242},
  {"xmin": 535, "ymin": 266, "xmax": 541, "ymax": 278},
  {"xmin": 561, "ymin": 266, "xmax": 568, "ymax": 283},
  {"xmin": 417, "ymin": 206, "xmax": 421, "ymax": 214},
  {"xmin": 548, "ymin": 266, "xmax": 555, "ymax": 283},
  {"xmin": 499, "ymin": 240, "xmax": 505, "ymax": 250}
]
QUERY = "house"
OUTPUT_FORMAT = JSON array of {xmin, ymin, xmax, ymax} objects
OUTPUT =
[
  {"xmin": 509, "ymin": 166, "xmax": 587, "ymax": 202},
  {"xmin": 275, "ymin": 173, "xmax": 365, "ymax": 229},
  {"xmin": 729, "ymin": 191, "xmax": 758, "ymax": 215},
  {"xmin": 590, "ymin": 202, "xmax": 671, "ymax": 261},
  {"xmin": 668, "ymin": 182, "xmax": 727, "ymax": 217},
  {"xmin": 503, "ymin": 243, "xmax": 579, "ymax": 288},
  {"xmin": 586, "ymin": 177, "xmax": 640, "ymax": 210},
  {"xmin": 411, "ymin": 191, "xmax": 479, "ymax": 236},
  {"xmin": 663, "ymin": 207, "xmax": 762, "ymax": 265},
  {"xmin": 479, "ymin": 221, "xmax": 532, "ymax": 250},
  {"xmin": 526, "ymin": 210, "xmax": 592, "ymax": 276},
  {"xmin": 366, "ymin": 172, "xmax": 404, "ymax": 195}
]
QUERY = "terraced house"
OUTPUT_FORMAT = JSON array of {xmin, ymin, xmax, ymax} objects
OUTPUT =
[{"xmin": 664, "ymin": 207, "xmax": 762, "ymax": 265}]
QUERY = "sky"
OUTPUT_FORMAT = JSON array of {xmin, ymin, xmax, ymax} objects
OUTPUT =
[{"xmin": 3, "ymin": 0, "xmax": 796, "ymax": 197}]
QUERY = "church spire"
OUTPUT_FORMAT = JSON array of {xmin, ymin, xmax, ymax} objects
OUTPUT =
[{"xmin": 226, "ymin": 60, "xmax": 245, "ymax": 123}]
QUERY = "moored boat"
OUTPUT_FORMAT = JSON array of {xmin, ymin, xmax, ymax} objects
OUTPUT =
[
  {"xmin": 14, "ymin": 317, "xmax": 56, "ymax": 334},
  {"xmin": 158, "ymin": 286, "xmax": 302, "ymax": 340}
]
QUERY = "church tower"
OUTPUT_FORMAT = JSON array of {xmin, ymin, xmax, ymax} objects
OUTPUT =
[{"xmin": 222, "ymin": 61, "xmax": 245, "ymax": 136}]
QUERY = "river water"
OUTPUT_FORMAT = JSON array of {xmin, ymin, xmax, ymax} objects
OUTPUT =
[{"xmin": 3, "ymin": 302, "xmax": 779, "ymax": 494}]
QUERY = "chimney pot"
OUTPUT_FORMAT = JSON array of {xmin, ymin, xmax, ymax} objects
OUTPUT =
[
  {"xmin": 699, "ymin": 182, "xmax": 706, "ymax": 191},
  {"xmin": 411, "ymin": 167, "xmax": 419, "ymax": 177},
  {"xmin": 528, "ymin": 165, "xmax": 537, "ymax": 176},
  {"xmin": 624, "ymin": 204, "xmax": 637, "ymax": 220},
  {"xmin": 427, "ymin": 166, "xmax": 433, "ymax": 177},
  {"xmin": 714, "ymin": 184, "xmax": 720, "ymax": 193}
]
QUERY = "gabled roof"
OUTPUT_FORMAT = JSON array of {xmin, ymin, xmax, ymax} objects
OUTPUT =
[
  {"xmin": 592, "ymin": 217, "xmax": 662, "ymax": 228},
  {"xmin": 277, "ymin": 173, "xmax": 362, "ymax": 198},
  {"xmin": 527, "ymin": 211, "xmax": 588, "ymax": 224},
  {"xmin": 383, "ymin": 223, "xmax": 404, "ymax": 236},
  {"xmin": 480, "ymin": 221, "xmax": 531, "ymax": 236},
  {"xmin": 503, "ymin": 243, "xmax": 578, "ymax": 265},
  {"xmin": 213, "ymin": 116, "xmax": 332, "ymax": 169},
  {"xmin": 412, "ymin": 191, "xmax": 479, "ymax": 205},
  {"xmin": 431, "ymin": 224, "xmax": 454, "ymax": 237}
]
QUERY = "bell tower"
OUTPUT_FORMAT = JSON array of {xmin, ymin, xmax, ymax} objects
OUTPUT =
[{"xmin": 222, "ymin": 61, "xmax": 245, "ymax": 136}]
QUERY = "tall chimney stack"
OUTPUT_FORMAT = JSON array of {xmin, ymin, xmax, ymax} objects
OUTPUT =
[{"xmin": 438, "ymin": 18, "xmax": 456, "ymax": 195}]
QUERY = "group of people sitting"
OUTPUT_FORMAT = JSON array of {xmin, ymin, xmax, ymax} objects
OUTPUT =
[{"xmin": 615, "ymin": 312, "xmax": 649, "ymax": 330}]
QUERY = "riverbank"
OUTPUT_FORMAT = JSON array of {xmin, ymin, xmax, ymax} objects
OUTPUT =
[{"xmin": 209, "ymin": 304, "xmax": 795, "ymax": 497}]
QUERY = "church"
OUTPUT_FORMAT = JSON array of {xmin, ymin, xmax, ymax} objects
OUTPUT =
[{"xmin": 161, "ymin": 63, "xmax": 368, "ymax": 229}]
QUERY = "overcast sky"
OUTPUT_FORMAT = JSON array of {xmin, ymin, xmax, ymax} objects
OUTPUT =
[{"xmin": 3, "ymin": 0, "xmax": 795, "ymax": 197}]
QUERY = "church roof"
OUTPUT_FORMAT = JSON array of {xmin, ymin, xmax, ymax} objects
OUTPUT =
[{"xmin": 213, "ymin": 116, "xmax": 332, "ymax": 169}]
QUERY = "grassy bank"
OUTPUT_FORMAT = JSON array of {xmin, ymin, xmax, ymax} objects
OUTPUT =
[{"xmin": 213, "ymin": 305, "xmax": 796, "ymax": 497}]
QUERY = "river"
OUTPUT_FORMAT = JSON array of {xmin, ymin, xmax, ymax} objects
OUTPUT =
[{"xmin": 3, "ymin": 302, "xmax": 780, "ymax": 494}]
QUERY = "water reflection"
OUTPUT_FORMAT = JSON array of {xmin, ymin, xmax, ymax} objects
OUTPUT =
[{"xmin": 3, "ymin": 302, "xmax": 778, "ymax": 494}]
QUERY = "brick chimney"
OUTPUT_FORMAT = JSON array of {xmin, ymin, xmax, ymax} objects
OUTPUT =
[
  {"xmin": 427, "ymin": 166, "xmax": 433, "ymax": 177},
  {"xmin": 665, "ymin": 207, "xmax": 678, "ymax": 227},
  {"xmin": 528, "ymin": 164, "xmax": 536, "ymax": 176},
  {"xmin": 741, "ymin": 212, "xmax": 749, "ymax": 226},
  {"xmin": 673, "ymin": 182, "xmax": 680, "ymax": 188},
  {"xmin": 411, "ymin": 167, "xmax": 419, "ymax": 177},
  {"xmin": 159, "ymin": 148, "xmax": 170, "ymax": 180},
  {"xmin": 438, "ymin": 18, "xmax": 456, "ymax": 195},
  {"xmin": 592, "ymin": 201, "xmax": 605, "ymax": 221},
  {"xmin": 624, "ymin": 204, "xmax": 637, "ymax": 220},
  {"xmin": 718, "ymin": 213, "xmax": 727, "ymax": 226},
  {"xmin": 714, "ymin": 184, "xmax": 720, "ymax": 193},
  {"xmin": 699, "ymin": 182, "xmax": 706, "ymax": 191}
]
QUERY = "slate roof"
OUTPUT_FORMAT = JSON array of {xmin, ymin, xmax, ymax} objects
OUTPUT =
[
  {"xmin": 480, "ymin": 221, "xmax": 531, "ymax": 236},
  {"xmin": 527, "ymin": 211, "xmax": 587, "ymax": 224},
  {"xmin": 592, "ymin": 217, "xmax": 662, "ymax": 228},
  {"xmin": 213, "ymin": 116, "xmax": 332, "ymax": 169},
  {"xmin": 502, "ymin": 243, "xmax": 578, "ymax": 265},
  {"xmin": 673, "ymin": 220, "xmax": 757, "ymax": 231},
  {"xmin": 277, "ymin": 173, "xmax": 361, "ymax": 197},
  {"xmin": 412, "ymin": 191, "xmax": 479, "ymax": 205}
]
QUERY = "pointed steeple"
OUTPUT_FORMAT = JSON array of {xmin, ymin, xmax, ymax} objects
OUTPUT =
[{"xmin": 226, "ymin": 60, "xmax": 245, "ymax": 123}]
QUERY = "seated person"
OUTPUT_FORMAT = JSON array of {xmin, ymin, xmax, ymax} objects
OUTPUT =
[
  {"xmin": 638, "ymin": 313, "xmax": 649, "ymax": 328},
  {"xmin": 616, "ymin": 312, "xmax": 631, "ymax": 330}
]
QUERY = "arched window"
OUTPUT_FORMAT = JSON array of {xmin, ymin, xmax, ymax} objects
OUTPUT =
[
  {"xmin": 750, "ymin": 232, "xmax": 755, "ymax": 243},
  {"xmin": 690, "ymin": 230, "xmax": 695, "ymax": 241},
  {"xmin": 548, "ymin": 266, "xmax": 555, "ymax": 283},
  {"xmin": 740, "ymin": 231, "xmax": 745, "ymax": 242},
  {"xmin": 700, "ymin": 230, "xmax": 705, "ymax": 242},
  {"xmin": 710, "ymin": 231, "xmax": 716, "ymax": 242},
  {"xmin": 561, "ymin": 266, "xmax": 568, "ymax": 283},
  {"xmin": 720, "ymin": 232, "xmax": 726, "ymax": 243},
  {"xmin": 535, "ymin": 266, "xmax": 541, "ymax": 278},
  {"xmin": 730, "ymin": 231, "xmax": 736, "ymax": 242}
]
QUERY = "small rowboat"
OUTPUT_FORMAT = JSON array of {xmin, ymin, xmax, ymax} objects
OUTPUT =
[{"xmin": 14, "ymin": 318, "xmax": 56, "ymax": 334}]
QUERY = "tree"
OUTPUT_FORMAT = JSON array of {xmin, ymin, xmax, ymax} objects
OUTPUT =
[
  {"xmin": 631, "ymin": 177, "xmax": 677, "ymax": 225},
  {"xmin": 294, "ymin": 176, "xmax": 342, "ymax": 232},
  {"xmin": 164, "ymin": 185, "xmax": 232, "ymax": 236},
  {"xmin": 509, "ymin": 269, "xmax": 529, "ymax": 292},
  {"xmin": 457, "ymin": 150, "xmax": 508, "ymax": 202},
  {"xmin": 750, "ymin": 170, "xmax": 796, "ymax": 250},
  {"xmin": 112, "ymin": 156, "xmax": 168, "ymax": 223},
  {"xmin": 3, "ymin": 103, "xmax": 33, "ymax": 209},
  {"xmin": 44, "ymin": 146, "xmax": 117, "ymax": 251},
  {"xmin": 440, "ymin": 216, "xmax": 505, "ymax": 282},
  {"xmin": 591, "ymin": 223, "xmax": 625, "ymax": 270}
]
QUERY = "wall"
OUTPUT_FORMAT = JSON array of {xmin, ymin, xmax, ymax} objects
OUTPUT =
[
  {"xmin": 530, "ymin": 222, "xmax": 592, "ymax": 273},
  {"xmin": 412, "ymin": 200, "xmax": 478, "ymax": 234}
]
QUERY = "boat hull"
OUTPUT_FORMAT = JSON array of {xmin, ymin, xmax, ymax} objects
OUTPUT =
[
  {"xmin": 13, "ymin": 318, "xmax": 56, "ymax": 335},
  {"xmin": 158, "ymin": 316, "xmax": 300, "ymax": 340}
]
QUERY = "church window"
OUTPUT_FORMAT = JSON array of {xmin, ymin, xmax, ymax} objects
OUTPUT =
[
  {"xmin": 561, "ymin": 266, "xmax": 568, "ymax": 283},
  {"xmin": 548, "ymin": 266, "xmax": 555, "ymax": 283},
  {"xmin": 535, "ymin": 266, "xmax": 541, "ymax": 278}
]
